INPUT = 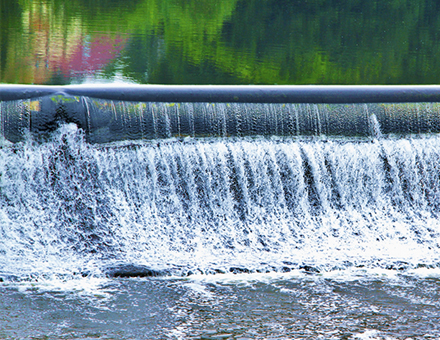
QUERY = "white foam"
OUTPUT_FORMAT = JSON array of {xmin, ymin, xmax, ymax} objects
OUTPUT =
[{"xmin": 1, "ymin": 127, "xmax": 440, "ymax": 284}]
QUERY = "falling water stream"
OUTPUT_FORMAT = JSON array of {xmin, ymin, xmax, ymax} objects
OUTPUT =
[{"xmin": 1, "ymin": 97, "xmax": 440, "ymax": 339}]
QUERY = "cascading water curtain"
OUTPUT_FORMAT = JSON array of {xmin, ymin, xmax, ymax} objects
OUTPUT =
[{"xmin": 1, "ymin": 85, "xmax": 440, "ymax": 279}]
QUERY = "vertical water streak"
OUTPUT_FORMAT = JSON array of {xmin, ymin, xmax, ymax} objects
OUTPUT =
[
  {"xmin": 313, "ymin": 104, "xmax": 321, "ymax": 136},
  {"xmin": 82, "ymin": 96, "xmax": 92, "ymax": 139},
  {"xmin": 370, "ymin": 114, "xmax": 382, "ymax": 139},
  {"xmin": 299, "ymin": 143, "xmax": 323, "ymax": 215},
  {"xmin": 0, "ymin": 102, "xmax": 3, "ymax": 142},
  {"xmin": 293, "ymin": 104, "xmax": 300, "ymax": 136},
  {"xmin": 188, "ymin": 102, "xmax": 196, "ymax": 137}
]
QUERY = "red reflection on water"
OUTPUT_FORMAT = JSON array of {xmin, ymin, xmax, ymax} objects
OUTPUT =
[
  {"xmin": 60, "ymin": 34, "xmax": 127, "ymax": 79},
  {"xmin": 9, "ymin": 3, "xmax": 128, "ymax": 84}
]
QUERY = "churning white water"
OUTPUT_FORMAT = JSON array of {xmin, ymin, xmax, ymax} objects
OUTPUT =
[{"xmin": 1, "ymin": 124, "xmax": 440, "ymax": 281}]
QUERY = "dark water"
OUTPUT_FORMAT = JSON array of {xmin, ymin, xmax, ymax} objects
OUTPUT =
[
  {"xmin": 3, "ymin": 95, "xmax": 440, "ymax": 143},
  {"xmin": 2, "ymin": 0, "xmax": 440, "ymax": 85}
]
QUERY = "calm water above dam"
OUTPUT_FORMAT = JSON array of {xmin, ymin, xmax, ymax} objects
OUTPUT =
[{"xmin": 2, "ymin": 0, "xmax": 440, "ymax": 85}]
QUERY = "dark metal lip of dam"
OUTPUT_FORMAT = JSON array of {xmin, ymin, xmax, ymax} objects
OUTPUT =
[{"xmin": 2, "ymin": 84, "xmax": 440, "ymax": 103}]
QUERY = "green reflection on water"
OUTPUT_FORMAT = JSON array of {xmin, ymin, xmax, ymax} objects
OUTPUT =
[{"xmin": 1, "ymin": 0, "xmax": 440, "ymax": 85}]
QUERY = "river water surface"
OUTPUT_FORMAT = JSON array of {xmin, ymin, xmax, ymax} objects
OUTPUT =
[{"xmin": 2, "ymin": 0, "xmax": 440, "ymax": 338}]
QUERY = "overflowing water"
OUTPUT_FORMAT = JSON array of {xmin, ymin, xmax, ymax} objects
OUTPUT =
[
  {"xmin": 1, "ymin": 100, "xmax": 440, "ymax": 338},
  {"xmin": 1, "ymin": 123, "xmax": 440, "ymax": 279},
  {"xmin": 2, "ymin": 96, "xmax": 440, "ymax": 143}
]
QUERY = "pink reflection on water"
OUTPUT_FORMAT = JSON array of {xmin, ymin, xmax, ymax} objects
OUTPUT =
[
  {"xmin": 62, "ymin": 34, "xmax": 127, "ymax": 79},
  {"xmin": 14, "ymin": 3, "xmax": 128, "ymax": 84}
]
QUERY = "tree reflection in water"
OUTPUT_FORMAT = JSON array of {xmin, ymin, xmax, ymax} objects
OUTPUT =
[{"xmin": 1, "ymin": 0, "xmax": 440, "ymax": 85}]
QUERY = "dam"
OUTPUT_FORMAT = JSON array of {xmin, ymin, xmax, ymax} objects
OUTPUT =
[
  {"xmin": 1, "ymin": 85, "xmax": 440, "ymax": 338},
  {"xmin": 1, "ymin": 85, "xmax": 440, "ymax": 274},
  {"xmin": 2, "ymin": 85, "xmax": 440, "ymax": 143}
]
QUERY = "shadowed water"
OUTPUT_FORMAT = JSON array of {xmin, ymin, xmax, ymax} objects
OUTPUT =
[{"xmin": 2, "ymin": 97, "xmax": 440, "ymax": 143}]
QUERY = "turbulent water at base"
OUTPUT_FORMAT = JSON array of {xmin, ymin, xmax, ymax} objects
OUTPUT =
[
  {"xmin": 2, "ymin": 123, "xmax": 440, "ymax": 339},
  {"xmin": 1, "ymin": 124, "xmax": 440, "ymax": 281}
]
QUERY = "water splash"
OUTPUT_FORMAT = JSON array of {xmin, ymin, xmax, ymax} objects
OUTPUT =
[{"xmin": 1, "ymin": 125, "xmax": 440, "ymax": 280}]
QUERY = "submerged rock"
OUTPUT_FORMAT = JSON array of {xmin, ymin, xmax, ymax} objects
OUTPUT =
[{"xmin": 105, "ymin": 264, "xmax": 166, "ymax": 278}]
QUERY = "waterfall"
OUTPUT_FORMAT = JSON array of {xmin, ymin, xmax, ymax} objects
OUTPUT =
[{"xmin": 1, "ymin": 122, "xmax": 440, "ymax": 279}]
